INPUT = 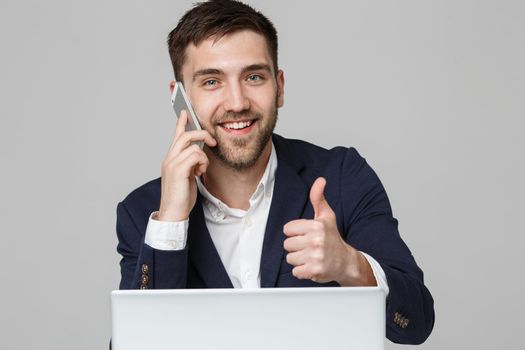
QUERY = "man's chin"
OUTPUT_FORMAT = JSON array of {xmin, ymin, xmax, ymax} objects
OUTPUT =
[{"xmin": 210, "ymin": 143, "xmax": 260, "ymax": 171}]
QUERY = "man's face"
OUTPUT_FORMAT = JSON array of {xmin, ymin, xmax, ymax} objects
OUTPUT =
[{"xmin": 177, "ymin": 30, "xmax": 284, "ymax": 170}]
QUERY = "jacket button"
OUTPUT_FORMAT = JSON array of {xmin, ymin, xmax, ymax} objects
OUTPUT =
[
  {"xmin": 401, "ymin": 318, "xmax": 409, "ymax": 328},
  {"xmin": 394, "ymin": 312, "xmax": 401, "ymax": 325},
  {"xmin": 141, "ymin": 275, "xmax": 149, "ymax": 285},
  {"xmin": 394, "ymin": 312, "xmax": 406, "ymax": 327},
  {"xmin": 141, "ymin": 264, "xmax": 149, "ymax": 274}
]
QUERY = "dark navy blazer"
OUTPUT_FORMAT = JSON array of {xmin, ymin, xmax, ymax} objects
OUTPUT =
[{"xmin": 116, "ymin": 134, "xmax": 435, "ymax": 344}]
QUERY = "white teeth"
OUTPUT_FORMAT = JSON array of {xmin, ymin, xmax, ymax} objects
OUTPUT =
[{"xmin": 223, "ymin": 120, "xmax": 253, "ymax": 130}]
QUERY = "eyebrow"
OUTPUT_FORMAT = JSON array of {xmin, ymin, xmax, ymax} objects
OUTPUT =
[
  {"xmin": 192, "ymin": 63, "xmax": 273, "ymax": 82},
  {"xmin": 192, "ymin": 68, "xmax": 222, "ymax": 82},
  {"xmin": 241, "ymin": 64, "xmax": 272, "ymax": 75}
]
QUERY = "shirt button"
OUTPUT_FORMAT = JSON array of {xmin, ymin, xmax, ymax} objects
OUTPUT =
[
  {"xmin": 212, "ymin": 209, "xmax": 224, "ymax": 220},
  {"xmin": 244, "ymin": 217, "xmax": 252, "ymax": 227},
  {"xmin": 245, "ymin": 271, "xmax": 252, "ymax": 280}
]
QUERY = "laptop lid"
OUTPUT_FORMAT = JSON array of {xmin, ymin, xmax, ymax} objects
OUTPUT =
[{"xmin": 111, "ymin": 287, "xmax": 385, "ymax": 350}]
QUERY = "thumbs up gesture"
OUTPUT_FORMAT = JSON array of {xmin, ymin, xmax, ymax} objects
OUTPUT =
[{"xmin": 283, "ymin": 177, "xmax": 376, "ymax": 286}]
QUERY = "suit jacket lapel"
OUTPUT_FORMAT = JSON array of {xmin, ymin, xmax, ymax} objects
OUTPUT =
[
  {"xmin": 260, "ymin": 136, "xmax": 309, "ymax": 287},
  {"xmin": 188, "ymin": 195, "xmax": 233, "ymax": 288}
]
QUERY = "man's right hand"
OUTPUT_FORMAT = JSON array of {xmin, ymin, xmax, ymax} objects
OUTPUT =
[{"xmin": 157, "ymin": 110, "xmax": 217, "ymax": 222}]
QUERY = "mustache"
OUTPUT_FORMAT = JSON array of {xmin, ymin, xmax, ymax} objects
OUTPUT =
[{"xmin": 213, "ymin": 111, "xmax": 263, "ymax": 124}]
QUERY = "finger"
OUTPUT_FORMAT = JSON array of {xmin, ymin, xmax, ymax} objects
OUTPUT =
[
  {"xmin": 283, "ymin": 235, "xmax": 309, "ymax": 253},
  {"xmin": 309, "ymin": 177, "xmax": 331, "ymax": 220},
  {"xmin": 171, "ymin": 130, "xmax": 217, "ymax": 155},
  {"xmin": 172, "ymin": 144, "xmax": 210, "ymax": 177},
  {"xmin": 202, "ymin": 132, "xmax": 218, "ymax": 148},
  {"xmin": 193, "ymin": 155, "xmax": 210, "ymax": 177},
  {"xmin": 178, "ymin": 145, "xmax": 208, "ymax": 166},
  {"xmin": 164, "ymin": 143, "xmax": 200, "ymax": 170},
  {"xmin": 167, "ymin": 110, "xmax": 188, "ymax": 154},
  {"xmin": 172, "ymin": 148, "xmax": 209, "ymax": 178},
  {"xmin": 173, "ymin": 144, "xmax": 205, "ymax": 163},
  {"xmin": 283, "ymin": 219, "xmax": 324, "ymax": 237},
  {"xmin": 174, "ymin": 109, "xmax": 189, "ymax": 140},
  {"xmin": 286, "ymin": 250, "xmax": 308, "ymax": 267},
  {"xmin": 292, "ymin": 265, "xmax": 313, "ymax": 280}
]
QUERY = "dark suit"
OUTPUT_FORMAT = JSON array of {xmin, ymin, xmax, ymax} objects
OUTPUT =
[{"xmin": 116, "ymin": 134, "xmax": 435, "ymax": 344}]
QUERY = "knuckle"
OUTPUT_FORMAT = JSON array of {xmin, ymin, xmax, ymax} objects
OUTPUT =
[
  {"xmin": 178, "ymin": 131, "xmax": 190, "ymax": 142},
  {"xmin": 312, "ymin": 250, "xmax": 324, "ymax": 262},
  {"xmin": 313, "ymin": 221, "xmax": 324, "ymax": 232},
  {"xmin": 189, "ymin": 144, "xmax": 201, "ymax": 153},
  {"xmin": 311, "ymin": 235, "xmax": 325, "ymax": 248},
  {"xmin": 189, "ymin": 151, "xmax": 200, "ymax": 160},
  {"xmin": 180, "ymin": 132, "xmax": 196, "ymax": 146},
  {"xmin": 311, "ymin": 264, "xmax": 323, "ymax": 277}
]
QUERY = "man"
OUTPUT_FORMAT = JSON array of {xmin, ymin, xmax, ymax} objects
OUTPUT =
[{"xmin": 116, "ymin": 0, "xmax": 434, "ymax": 344}]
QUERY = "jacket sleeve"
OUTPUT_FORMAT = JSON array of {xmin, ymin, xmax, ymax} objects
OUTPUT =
[
  {"xmin": 340, "ymin": 148, "xmax": 435, "ymax": 345},
  {"xmin": 116, "ymin": 201, "xmax": 189, "ymax": 289}
]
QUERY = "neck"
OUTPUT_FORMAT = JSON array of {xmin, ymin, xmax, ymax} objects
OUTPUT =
[{"xmin": 202, "ymin": 141, "xmax": 272, "ymax": 210}]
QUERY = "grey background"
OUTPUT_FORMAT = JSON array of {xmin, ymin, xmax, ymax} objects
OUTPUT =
[{"xmin": 1, "ymin": 0, "xmax": 523, "ymax": 349}]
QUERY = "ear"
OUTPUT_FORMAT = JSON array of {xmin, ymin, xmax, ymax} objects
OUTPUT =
[
  {"xmin": 276, "ymin": 69, "xmax": 285, "ymax": 108},
  {"xmin": 169, "ymin": 80, "xmax": 176, "ymax": 94}
]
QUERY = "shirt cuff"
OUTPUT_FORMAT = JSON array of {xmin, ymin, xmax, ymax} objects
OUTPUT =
[
  {"xmin": 360, "ymin": 251, "xmax": 390, "ymax": 296},
  {"xmin": 144, "ymin": 212, "xmax": 189, "ymax": 251}
]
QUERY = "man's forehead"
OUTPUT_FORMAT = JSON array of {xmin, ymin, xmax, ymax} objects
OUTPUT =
[{"xmin": 182, "ymin": 30, "xmax": 273, "ymax": 75}]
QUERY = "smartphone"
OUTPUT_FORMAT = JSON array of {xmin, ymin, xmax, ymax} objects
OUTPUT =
[{"xmin": 171, "ymin": 81, "xmax": 203, "ymax": 148}]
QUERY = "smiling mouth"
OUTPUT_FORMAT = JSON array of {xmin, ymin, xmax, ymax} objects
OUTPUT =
[{"xmin": 219, "ymin": 119, "xmax": 256, "ymax": 131}]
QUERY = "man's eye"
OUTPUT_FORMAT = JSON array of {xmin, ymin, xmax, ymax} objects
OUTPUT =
[
  {"xmin": 203, "ymin": 79, "xmax": 218, "ymax": 87},
  {"xmin": 247, "ymin": 74, "xmax": 262, "ymax": 82}
]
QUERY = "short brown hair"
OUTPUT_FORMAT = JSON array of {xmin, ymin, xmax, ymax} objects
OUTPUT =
[{"xmin": 167, "ymin": 0, "xmax": 278, "ymax": 82}]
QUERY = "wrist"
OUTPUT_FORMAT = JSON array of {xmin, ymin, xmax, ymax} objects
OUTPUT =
[
  {"xmin": 156, "ymin": 208, "xmax": 188, "ymax": 222},
  {"xmin": 337, "ymin": 245, "xmax": 376, "ymax": 287}
]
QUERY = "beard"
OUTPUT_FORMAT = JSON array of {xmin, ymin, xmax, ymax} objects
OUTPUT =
[{"xmin": 205, "ymin": 106, "xmax": 278, "ymax": 171}]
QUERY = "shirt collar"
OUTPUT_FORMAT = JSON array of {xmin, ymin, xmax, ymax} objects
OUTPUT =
[{"xmin": 196, "ymin": 142, "xmax": 277, "ymax": 220}]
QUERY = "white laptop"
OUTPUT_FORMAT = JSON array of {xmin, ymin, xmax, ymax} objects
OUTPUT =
[{"xmin": 111, "ymin": 287, "xmax": 385, "ymax": 350}]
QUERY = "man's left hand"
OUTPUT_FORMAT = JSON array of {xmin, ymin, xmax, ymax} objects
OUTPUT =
[{"xmin": 283, "ymin": 177, "xmax": 377, "ymax": 286}]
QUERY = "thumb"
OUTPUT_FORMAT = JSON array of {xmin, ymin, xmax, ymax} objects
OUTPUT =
[{"xmin": 309, "ymin": 177, "xmax": 332, "ymax": 220}]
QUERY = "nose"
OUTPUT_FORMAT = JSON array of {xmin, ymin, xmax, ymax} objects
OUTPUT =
[{"xmin": 223, "ymin": 81, "xmax": 250, "ymax": 113}]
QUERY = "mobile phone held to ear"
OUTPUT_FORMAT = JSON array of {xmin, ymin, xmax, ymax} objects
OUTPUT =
[{"xmin": 171, "ymin": 81, "xmax": 204, "ymax": 148}]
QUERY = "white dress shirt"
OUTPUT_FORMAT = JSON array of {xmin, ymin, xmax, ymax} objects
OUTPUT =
[{"xmin": 144, "ymin": 143, "xmax": 389, "ymax": 293}]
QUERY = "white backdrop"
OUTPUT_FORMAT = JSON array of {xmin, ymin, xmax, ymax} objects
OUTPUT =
[{"xmin": 1, "ymin": 1, "xmax": 523, "ymax": 349}]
